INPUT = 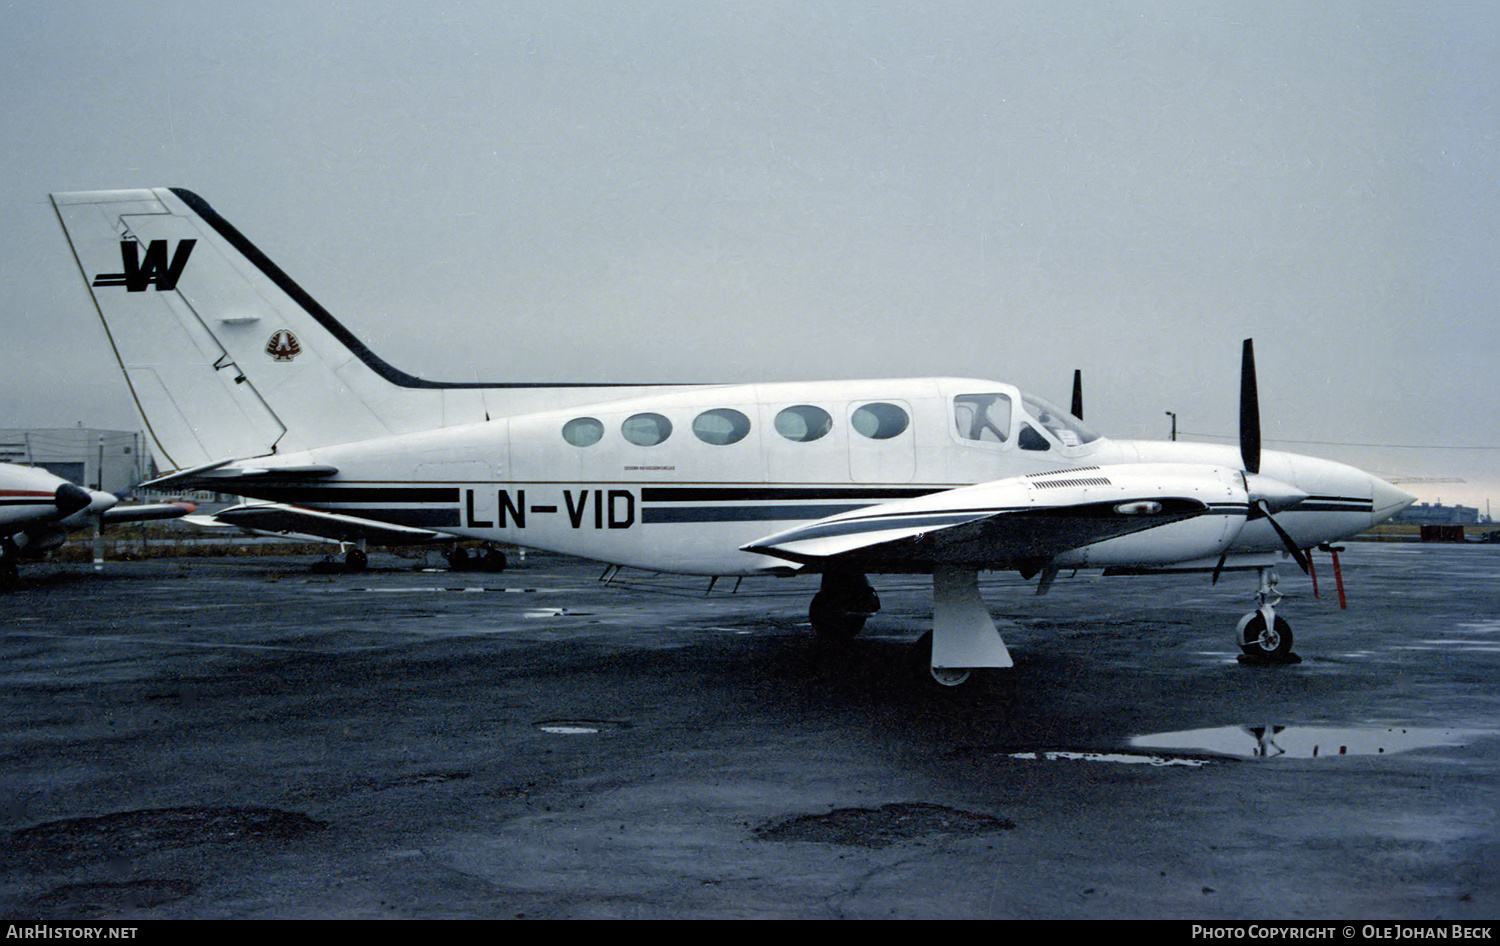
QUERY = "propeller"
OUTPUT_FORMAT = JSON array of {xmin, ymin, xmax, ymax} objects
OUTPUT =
[
  {"xmin": 1213, "ymin": 339, "xmax": 1310, "ymax": 582},
  {"xmin": 1240, "ymin": 338, "xmax": 1260, "ymax": 474},
  {"xmin": 1251, "ymin": 497, "xmax": 1311, "ymax": 574}
]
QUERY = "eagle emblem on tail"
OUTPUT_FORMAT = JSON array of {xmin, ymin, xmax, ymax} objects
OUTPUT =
[{"xmin": 266, "ymin": 330, "xmax": 301, "ymax": 362}]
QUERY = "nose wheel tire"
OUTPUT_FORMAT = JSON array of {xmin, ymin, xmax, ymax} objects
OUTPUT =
[
  {"xmin": 910, "ymin": 631, "xmax": 976, "ymax": 689},
  {"xmin": 1237, "ymin": 610, "xmax": 1294, "ymax": 662},
  {"xmin": 929, "ymin": 666, "xmax": 972, "ymax": 687}
]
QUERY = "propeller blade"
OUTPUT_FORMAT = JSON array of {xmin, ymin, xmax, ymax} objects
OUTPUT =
[
  {"xmin": 1071, "ymin": 369, "xmax": 1083, "ymax": 420},
  {"xmin": 1240, "ymin": 338, "xmax": 1260, "ymax": 474},
  {"xmin": 1255, "ymin": 499, "xmax": 1311, "ymax": 575},
  {"xmin": 1211, "ymin": 552, "xmax": 1228, "ymax": 585}
]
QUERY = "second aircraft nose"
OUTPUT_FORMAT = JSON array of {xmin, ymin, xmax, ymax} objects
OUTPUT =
[{"xmin": 1369, "ymin": 475, "xmax": 1417, "ymax": 526}]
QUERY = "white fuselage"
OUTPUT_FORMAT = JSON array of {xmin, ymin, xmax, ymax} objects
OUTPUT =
[
  {"xmin": 233, "ymin": 377, "xmax": 1410, "ymax": 576},
  {"xmin": 0, "ymin": 463, "xmax": 117, "ymax": 558}
]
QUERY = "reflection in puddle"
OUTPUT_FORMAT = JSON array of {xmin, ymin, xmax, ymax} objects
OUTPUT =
[
  {"xmin": 1130, "ymin": 725, "xmax": 1486, "ymax": 759},
  {"xmin": 534, "ymin": 718, "xmax": 629, "ymax": 735},
  {"xmin": 1394, "ymin": 621, "xmax": 1500, "ymax": 654},
  {"xmin": 1009, "ymin": 751, "xmax": 1214, "ymax": 768},
  {"xmin": 1454, "ymin": 620, "xmax": 1500, "ymax": 634}
]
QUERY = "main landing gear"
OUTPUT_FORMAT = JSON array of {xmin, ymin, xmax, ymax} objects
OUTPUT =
[
  {"xmin": 448, "ymin": 543, "xmax": 508, "ymax": 573},
  {"xmin": 808, "ymin": 571, "xmax": 879, "ymax": 640},
  {"xmin": 807, "ymin": 568, "xmax": 1013, "ymax": 689},
  {"xmin": 1236, "ymin": 566, "xmax": 1297, "ymax": 663},
  {"xmin": 313, "ymin": 541, "xmax": 370, "ymax": 573}
]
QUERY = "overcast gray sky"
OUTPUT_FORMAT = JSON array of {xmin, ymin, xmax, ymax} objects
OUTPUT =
[{"xmin": 3, "ymin": 0, "xmax": 1496, "ymax": 508}]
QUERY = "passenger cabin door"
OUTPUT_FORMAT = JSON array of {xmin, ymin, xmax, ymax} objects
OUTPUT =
[{"xmin": 847, "ymin": 399, "xmax": 916, "ymax": 483}]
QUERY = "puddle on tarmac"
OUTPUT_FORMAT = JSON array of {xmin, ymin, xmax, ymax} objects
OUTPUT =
[
  {"xmin": 1129, "ymin": 724, "xmax": 1488, "ymax": 759},
  {"xmin": 756, "ymin": 802, "xmax": 1015, "ymax": 848}
]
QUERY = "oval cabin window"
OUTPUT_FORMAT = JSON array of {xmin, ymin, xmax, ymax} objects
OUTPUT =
[
  {"xmin": 562, "ymin": 417, "xmax": 604, "ymax": 447},
  {"xmin": 851, "ymin": 402, "xmax": 909, "ymax": 440},
  {"xmin": 621, "ymin": 412, "xmax": 673, "ymax": 446},
  {"xmin": 692, "ymin": 408, "xmax": 752, "ymax": 446},
  {"xmin": 774, "ymin": 405, "xmax": 833, "ymax": 442}
]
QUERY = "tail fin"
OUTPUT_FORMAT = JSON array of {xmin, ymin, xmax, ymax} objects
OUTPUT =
[{"xmin": 52, "ymin": 188, "xmax": 671, "ymax": 472}]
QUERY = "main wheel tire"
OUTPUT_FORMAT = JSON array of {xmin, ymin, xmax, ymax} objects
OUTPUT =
[{"xmin": 809, "ymin": 591, "xmax": 867, "ymax": 639}]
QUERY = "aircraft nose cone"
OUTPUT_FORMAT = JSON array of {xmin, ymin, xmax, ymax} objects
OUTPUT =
[{"xmin": 1370, "ymin": 475, "xmax": 1417, "ymax": 525}]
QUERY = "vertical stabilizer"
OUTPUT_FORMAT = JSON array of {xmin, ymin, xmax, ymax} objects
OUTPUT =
[
  {"xmin": 52, "ymin": 188, "xmax": 428, "ymax": 469},
  {"xmin": 52, "ymin": 188, "xmax": 695, "ymax": 472}
]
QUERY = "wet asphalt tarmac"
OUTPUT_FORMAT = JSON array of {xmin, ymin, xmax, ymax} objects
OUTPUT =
[{"xmin": 1, "ymin": 543, "xmax": 1497, "ymax": 920}]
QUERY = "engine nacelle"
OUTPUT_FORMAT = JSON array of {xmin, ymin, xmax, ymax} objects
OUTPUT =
[
  {"xmin": 1052, "ymin": 513, "xmax": 1243, "ymax": 568},
  {"xmin": 13, "ymin": 525, "xmax": 69, "ymax": 557},
  {"xmin": 1037, "ymin": 464, "xmax": 1246, "ymax": 568}
]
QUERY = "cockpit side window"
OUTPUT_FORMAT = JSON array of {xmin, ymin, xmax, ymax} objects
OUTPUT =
[
  {"xmin": 954, "ymin": 393, "xmax": 1011, "ymax": 443},
  {"xmin": 1018, "ymin": 423, "xmax": 1051, "ymax": 451}
]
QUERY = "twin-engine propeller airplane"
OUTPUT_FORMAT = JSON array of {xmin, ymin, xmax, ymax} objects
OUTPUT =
[
  {"xmin": 51, "ymin": 188, "xmax": 1415, "ymax": 685},
  {"xmin": 0, "ymin": 461, "xmax": 193, "ymax": 586}
]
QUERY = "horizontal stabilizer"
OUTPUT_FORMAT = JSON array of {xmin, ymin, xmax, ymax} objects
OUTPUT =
[
  {"xmin": 102, "ymin": 501, "xmax": 196, "ymax": 524},
  {"xmin": 204, "ymin": 502, "xmax": 446, "ymax": 545},
  {"xmin": 143, "ymin": 462, "xmax": 338, "ymax": 490}
]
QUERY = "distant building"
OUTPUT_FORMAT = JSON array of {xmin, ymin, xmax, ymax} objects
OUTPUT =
[
  {"xmin": 0, "ymin": 428, "xmax": 146, "ymax": 495},
  {"xmin": 1395, "ymin": 502, "xmax": 1485, "ymax": 526}
]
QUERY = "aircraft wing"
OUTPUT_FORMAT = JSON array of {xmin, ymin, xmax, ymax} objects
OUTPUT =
[
  {"xmin": 199, "ymin": 502, "xmax": 448, "ymax": 546},
  {"xmin": 742, "ymin": 465, "xmax": 1244, "ymax": 571}
]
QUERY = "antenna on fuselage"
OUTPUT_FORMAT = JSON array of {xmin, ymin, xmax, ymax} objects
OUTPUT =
[{"xmin": 1071, "ymin": 369, "xmax": 1083, "ymax": 420}]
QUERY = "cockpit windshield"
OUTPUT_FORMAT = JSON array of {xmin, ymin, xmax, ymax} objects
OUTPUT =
[{"xmin": 1020, "ymin": 393, "xmax": 1101, "ymax": 447}]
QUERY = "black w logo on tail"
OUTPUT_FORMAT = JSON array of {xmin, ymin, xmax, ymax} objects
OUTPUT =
[{"xmin": 92, "ymin": 239, "xmax": 196, "ymax": 292}]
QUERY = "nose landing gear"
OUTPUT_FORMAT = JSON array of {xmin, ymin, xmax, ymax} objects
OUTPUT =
[{"xmin": 1237, "ymin": 566, "xmax": 1298, "ymax": 663}]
